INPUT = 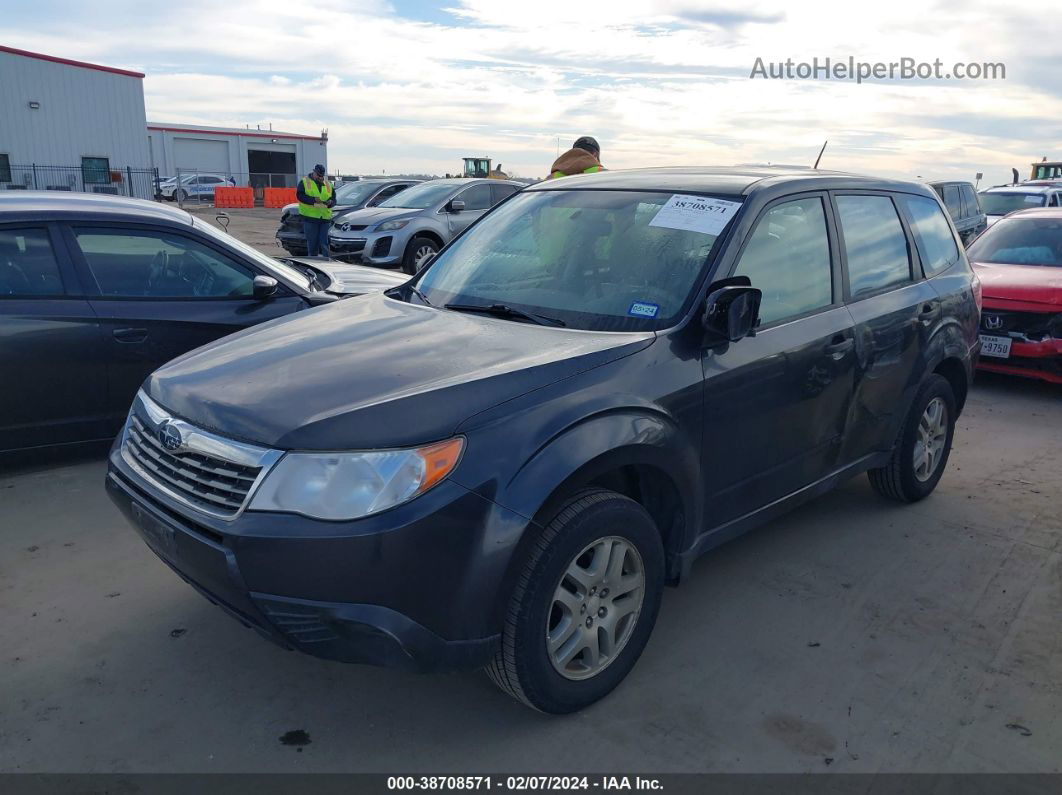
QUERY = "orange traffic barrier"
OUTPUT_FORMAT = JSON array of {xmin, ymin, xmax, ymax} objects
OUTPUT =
[
  {"xmin": 214, "ymin": 186, "xmax": 254, "ymax": 208},
  {"xmin": 264, "ymin": 187, "xmax": 297, "ymax": 208}
]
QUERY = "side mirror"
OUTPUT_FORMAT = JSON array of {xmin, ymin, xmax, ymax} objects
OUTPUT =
[
  {"xmin": 449, "ymin": 200, "xmax": 465, "ymax": 213},
  {"xmin": 702, "ymin": 285, "xmax": 761, "ymax": 342},
  {"xmin": 253, "ymin": 275, "xmax": 279, "ymax": 300}
]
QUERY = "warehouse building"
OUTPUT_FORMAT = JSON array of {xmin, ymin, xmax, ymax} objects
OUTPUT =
[
  {"xmin": 146, "ymin": 123, "xmax": 328, "ymax": 188},
  {"xmin": 0, "ymin": 45, "xmax": 329, "ymax": 200},
  {"xmin": 0, "ymin": 45, "xmax": 153, "ymax": 197}
]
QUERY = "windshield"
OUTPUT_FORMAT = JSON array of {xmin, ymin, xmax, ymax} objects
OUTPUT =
[
  {"xmin": 335, "ymin": 181, "xmax": 384, "ymax": 205},
  {"xmin": 414, "ymin": 189, "xmax": 741, "ymax": 331},
  {"xmin": 379, "ymin": 181, "xmax": 455, "ymax": 209},
  {"xmin": 967, "ymin": 217, "xmax": 1062, "ymax": 266},
  {"xmin": 980, "ymin": 192, "xmax": 1045, "ymax": 215},
  {"xmin": 190, "ymin": 217, "xmax": 312, "ymax": 289}
]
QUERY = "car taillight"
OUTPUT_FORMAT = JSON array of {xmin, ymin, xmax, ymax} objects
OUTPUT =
[{"xmin": 972, "ymin": 273, "xmax": 983, "ymax": 313}]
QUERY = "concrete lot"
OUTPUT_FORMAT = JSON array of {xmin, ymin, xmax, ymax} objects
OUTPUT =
[
  {"xmin": 1, "ymin": 373, "xmax": 1059, "ymax": 773},
  {"xmin": 186, "ymin": 205, "xmax": 289, "ymax": 256}
]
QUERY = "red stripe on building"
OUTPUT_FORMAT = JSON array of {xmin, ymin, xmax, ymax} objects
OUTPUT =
[
  {"xmin": 147, "ymin": 126, "xmax": 323, "ymax": 141},
  {"xmin": 0, "ymin": 45, "xmax": 145, "ymax": 78}
]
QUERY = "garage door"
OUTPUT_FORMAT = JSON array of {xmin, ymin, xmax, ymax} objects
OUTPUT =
[{"xmin": 173, "ymin": 139, "xmax": 229, "ymax": 174}]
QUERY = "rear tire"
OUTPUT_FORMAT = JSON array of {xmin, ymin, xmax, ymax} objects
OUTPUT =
[
  {"xmin": 868, "ymin": 374, "xmax": 956, "ymax": 502},
  {"xmin": 486, "ymin": 489, "xmax": 664, "ymax": 714},
  {"xmin": 402, "ymin": 236, "xmax": 439, "ymax": 275}
]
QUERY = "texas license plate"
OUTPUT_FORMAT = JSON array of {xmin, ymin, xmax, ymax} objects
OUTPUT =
[{"xmin": 979, "ymin": 334, "xmax": 1012, "ymax": 359}]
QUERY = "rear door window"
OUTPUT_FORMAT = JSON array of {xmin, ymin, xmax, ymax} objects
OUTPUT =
[
  {"xmin": 491, "ymin": 183, "xmax": 519, "ymax": 205},
  {"xmin": 960, "ymin": 184, "xmax": 980, "ymax": 215},
  {"xmin": 455, "ymin": 184, "xmax": 493, "ymax": 211},
  {"xmin": 732, "ymin": 197, "xmax": 833, "ymax": 325},
  {"xmin": 900, "ymin": 195, "xmax": 960, "ymax": 276},
  {"xmin": 836, "ymin": 195, "xmax": 913, "ymax": 298},
  {"xmin": 0, "ymin": 227, "xmax": 65, "ymax": 296}
]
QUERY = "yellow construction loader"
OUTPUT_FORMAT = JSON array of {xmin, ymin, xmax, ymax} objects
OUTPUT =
[{"xmin": 462, "ymin": 157, "xmax": 509, "ymax": 179}]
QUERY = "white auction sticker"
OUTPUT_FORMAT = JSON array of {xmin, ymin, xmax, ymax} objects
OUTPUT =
[{"xmin": 649, "ymin": 194, "xmax": 742, "ymax": 236}]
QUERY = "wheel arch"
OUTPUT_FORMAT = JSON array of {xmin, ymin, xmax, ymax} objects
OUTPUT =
[{"xmin": 489, "ymin": 411, "xmax": 702, "ymax": 612}]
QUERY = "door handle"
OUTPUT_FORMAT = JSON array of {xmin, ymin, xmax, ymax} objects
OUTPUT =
[
  {"xmin": 824, "ymin": 336, "xmax": 854, "ymax": 357},
  {"xmin": 918, "ymin": 303, "xmax": 937, "ymax": 325},
  {"xmin": 113, "ymin": 327, "xmax": 148, "ymax": 343}
]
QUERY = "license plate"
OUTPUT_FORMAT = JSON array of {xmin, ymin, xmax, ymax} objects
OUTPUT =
[
  {"xmin": 979, "ymin": 334, "xmax": 1012, "ymax": 359},
  {"xmin": 132, "ymin": 503, "xmax": 178, "ymax": 560}
]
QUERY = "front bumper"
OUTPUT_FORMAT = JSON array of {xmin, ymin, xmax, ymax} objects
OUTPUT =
[
  {"xmin": 329, "ymin": 227, "xmax": 407, "ymax": 267},
  {"xmin": 105, "ymin": 445, "xmax": 519, "ymax": 672},
  {"xmin": 977, "ymin": 336, "xmax": 1062, "ymax": 384},
  {"xmin": 275, "ymin": 228, "xmax": 307, "ymax": 254}
]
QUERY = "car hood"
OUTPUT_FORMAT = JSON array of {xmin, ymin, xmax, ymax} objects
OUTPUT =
[
  {"xmin": 972, "ymin": 262, "xmax": 1062, "ymax": 308},
  {"xmin": 281, "ymin": 202, "xmax": 360, "ymax": 217},
  {"xmin": 282, "ymin": 256, "xmax": 408, "ymax": 295},
  {"xmin": 146, "ymin": 294, "xmax": 654, "ymax": 450},
  {"xmin": 331, "ymin": 207, "xmax": 421, "ymax": 227}
]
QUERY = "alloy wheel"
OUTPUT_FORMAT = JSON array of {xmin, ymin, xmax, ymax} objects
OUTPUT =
[
  {"xmin": 413, "ymin": 245, "xmax": 436, "ymax": 271},
  {"xmin": 913, "ymin": 396, "xmax": 948, "ymax": 482},
  {"xmin": 546, "ymin": 536, "xmax": 645, "ymax": 681}
]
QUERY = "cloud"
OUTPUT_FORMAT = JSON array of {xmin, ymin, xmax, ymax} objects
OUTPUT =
[{"xmin": 2, "ymin": 0, "xmax": 1060, "ymax": 185}]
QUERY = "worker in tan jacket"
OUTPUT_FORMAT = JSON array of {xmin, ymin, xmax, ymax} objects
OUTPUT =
[{"xmin": 547, "ymin": 136, "xmax": 605, "ymax": 179}]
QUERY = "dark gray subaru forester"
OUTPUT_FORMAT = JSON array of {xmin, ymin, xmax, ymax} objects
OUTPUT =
[{"xmin": 106, "ymin": 167, "xmax": 981, "ymax": 713}]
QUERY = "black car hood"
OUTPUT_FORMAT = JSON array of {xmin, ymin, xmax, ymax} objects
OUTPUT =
[
  {"xmin": 282, "ymin": 257, "xmax": 407, "ymax": 295},
  {"xmin": 146, "ymin": 294, "xmax": 654, "ymax": 450}
]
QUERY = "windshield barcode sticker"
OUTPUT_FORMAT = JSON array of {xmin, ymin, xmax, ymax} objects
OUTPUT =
[
  {"xmin": 649, "ymin": 194, "xmax": 742, "ymax": 236},
  {"xmin": 628, "ymin": 301, "xmax": 660, "ymax": 318}
]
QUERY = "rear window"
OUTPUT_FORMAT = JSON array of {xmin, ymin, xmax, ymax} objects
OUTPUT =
[
  {"xmin": 901, "ymin": 195, "xmax": 960, "ymax": 276},
  {"xmin": 943, "ymin": 186, "xmax": 962, "ymax": 220},
  {"xmin": 0, "ymin": 227, "xmax": 64, "ymax": 296}
]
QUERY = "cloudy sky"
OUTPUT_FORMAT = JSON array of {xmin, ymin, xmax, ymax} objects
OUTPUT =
[{"xmin": 5, "ymin": 0, "xmax": 1061, "ymax": 184}]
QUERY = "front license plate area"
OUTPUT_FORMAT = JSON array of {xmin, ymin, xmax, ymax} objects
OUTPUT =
[
  {"xmin": 132, "ymin": 502, "xmax": 178, "ymax": 560},
  {"xmin": 979, "ymin": 334, "xmax": 1012, "ymax": 359}
]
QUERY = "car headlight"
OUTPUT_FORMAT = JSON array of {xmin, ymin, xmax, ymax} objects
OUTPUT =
[
  {"xmin": 248, "ymin": 437, "xmax": 464, "ymax": 520},
  {"xmin": 376, "ymin": 219, "xmax": 410, "ymax": 231}
]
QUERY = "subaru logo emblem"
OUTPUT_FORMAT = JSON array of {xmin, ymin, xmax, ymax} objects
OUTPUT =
[
  {"xmin": 158, "ymin": 422, "xmax": 183, "ymax": 452},
  {"xmin": 984, "ymin": 314, "xmax": 1003, "ymax": 331}
]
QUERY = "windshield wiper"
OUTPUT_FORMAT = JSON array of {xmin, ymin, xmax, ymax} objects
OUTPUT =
[
  {"xmin": 445, "ymin": 303, "xmax": 566, "ymax": 327},
  {"xmin": 407, "ymin": 284, "xmax": 433, "ymax": 306}
]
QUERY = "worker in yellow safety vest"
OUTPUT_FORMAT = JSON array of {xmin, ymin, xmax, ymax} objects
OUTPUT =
[
  {"xmin": 546, "ymin": 136, "xmax": 606, "ymax": 179},
  {"xmin": 296, "ymin": 164, "xmax": 336, "ymax": 256}
]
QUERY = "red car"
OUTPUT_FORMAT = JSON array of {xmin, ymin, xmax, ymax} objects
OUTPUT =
[{"xmin": 966, "ymin": 208, "xmax": 1062, "ymax": 383}]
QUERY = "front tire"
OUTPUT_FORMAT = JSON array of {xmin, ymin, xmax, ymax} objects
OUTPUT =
[
  {"xmin": 487, "ymin": 489, "xmax": 664, "ymax": 713},
  {"xmin": 868, "ymin": 374, "xmax": 956, "ymax": 502},
  {"xmin": 402, "ymin": 236, "xmax": 439, "ymax": 275}
]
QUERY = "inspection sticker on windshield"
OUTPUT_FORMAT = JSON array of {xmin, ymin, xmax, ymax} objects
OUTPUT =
[
  {"xmin": 1025, "ymin": 195, "xmax": 1043, "ymax": 203},
  {"xmin": 649, "ymin": 194, "xmax": 741, "ymax": 236},
  {"xmin": 628, "ymin": 301, "xmax": 660, "ymax": 318}
]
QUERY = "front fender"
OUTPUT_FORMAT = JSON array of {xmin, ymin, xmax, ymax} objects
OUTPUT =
[{"xmin": 452, "ymin": 403, "xmax": 702, "ymax": 602}]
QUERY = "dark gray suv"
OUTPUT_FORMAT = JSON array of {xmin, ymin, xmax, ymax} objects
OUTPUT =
[{"xmin": 107, "ymin": 167, "xmax": 980, "ymax": 713}]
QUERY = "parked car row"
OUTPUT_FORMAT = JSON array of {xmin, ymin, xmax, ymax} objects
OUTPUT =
[
  {"xmin": 275, "ymin": 178, "xmax": 421, "ymax": 255},
  {"xmin": 277, "ymin": 177, "xmax": 523, "ymax": 273},
  {"xmin": 157, "ymin": 173, "xmax": 236, "ymax": 202}
]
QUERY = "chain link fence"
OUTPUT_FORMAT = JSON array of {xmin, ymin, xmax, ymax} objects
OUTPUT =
[{"xmin": 0, "ymin": 164, "xmax": 160, "ymax": 200}]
